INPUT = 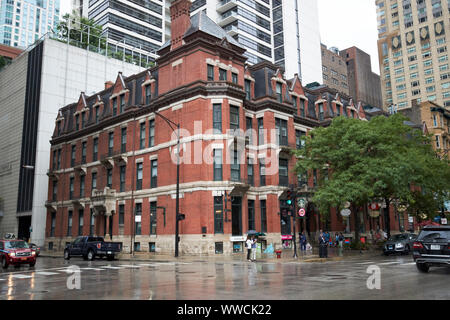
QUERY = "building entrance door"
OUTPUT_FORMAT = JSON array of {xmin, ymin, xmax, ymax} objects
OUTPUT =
[
  {"xmin": 231, "ymin": 197, "xmax": 242, "ymax": 236},
  {"xmin": 18, "ymin": 216, "xmax": 31, "ymax": 241}
]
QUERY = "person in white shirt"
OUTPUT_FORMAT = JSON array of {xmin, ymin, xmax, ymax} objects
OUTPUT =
[
  {"xmin": 251, "ymin": 237, "xmax": 257, "ymax": 261},
  {"xmin": 246, "ymin": 236, "xmax": 253, "ymax": 261}
]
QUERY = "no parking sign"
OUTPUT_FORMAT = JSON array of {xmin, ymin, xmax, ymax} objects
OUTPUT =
[{"xmin": 298, "ymin": 208, "xmax": 306, "ymax": 217}]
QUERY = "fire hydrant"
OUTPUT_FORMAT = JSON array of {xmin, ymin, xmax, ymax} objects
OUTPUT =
[{"xmin": 275, "ymin": 250, "xmax": 282, "ymax": 259}]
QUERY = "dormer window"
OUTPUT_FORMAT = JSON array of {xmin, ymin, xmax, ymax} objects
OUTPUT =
[
  {"xmin": 300, "ymin": 99, "xmax": 305, "ymax": 117},
  {"xmin": 219, "ymin": 68, "xmax": 227, "ymax": 81},
  {"xmin": 95, "ymin": 106, "xmax": 99, "ymax": 124},
  {"xmin": 292, "ymin": 96, "xmax": 297, "ymax": 109},
  {"xmin": 351, "ymin": 110, "xmax": 355, "ymax": 118},
  {"xmin": 145, "ymin": 84, "xmax": 151, "ymax": 104},
  {"xmin": 57, "ymin": 121, "xmax": 61, "ymax": 135},
  {"xmin": 276, "ymin": 82, "xmax": 282, "ymax": 102},
  {"xmin": 81, "ymin": 112, "xmax": 85, "ymax": 128},
  {"xmin": 112, "ymin": 97, "xmax": 117, "ymax": 116},
  {"xmin": 75, "ymin": 114, "xmax": 79, "ymax": 130},
  {"xmin": 119, "ymin": 94, "xmax": 125, "ymax": 113},
  {"xmin": 318, "ymin": 103, "xmax": 324, "ymax": 121},
  {"xmin": 336, "ymin": 105, "xmax": 341, "ymax": 116},
  {"xmin": 207, "ymin": 64, "xmax": 214, "ymax": 81},
  {"xmin": 244, "ymin": 79, "xmax": 251, "ymax": 99}
]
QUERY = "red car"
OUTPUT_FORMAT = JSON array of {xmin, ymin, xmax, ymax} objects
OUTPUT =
[{"xmin": 0, "ymin": 240, "xmax": 36, "ymax": 268}]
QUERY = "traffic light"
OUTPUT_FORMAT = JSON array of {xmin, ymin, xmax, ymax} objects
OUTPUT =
[{"xmin": 286, "ymin": 189, "xmax": 292, "ymax": 206}]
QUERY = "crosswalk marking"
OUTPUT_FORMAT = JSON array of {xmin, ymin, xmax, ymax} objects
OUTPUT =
[
  {"xmin": 80, "ymin": 267, "xmax": 106, "ymax": 271},
  {"xmin": 355, "ymin": 261, "xmax": 375, "ymax": 265},
  {"xmin": 55, "ymin": 268, "xmax": 82, "ymax": 273},
  {"xmin": 100, "ymin": 266, "xmax": 123, "ymax": 269},
  {"xmin": 118, "ymin": 264, "xmax": 141, "ymax": 268},
  {"xmin": 378, "ymin": 262, "xmax": 401, "ymax": 265},
  {"xmin": 11, "ymin": 274, "xmax": 33, "ymax": 279},
  {"xmin": 35, "ymin": 272, "xmax": 60, "ymax": 276},
  {"xmin": 399, "ymin": 262, "xmax": 416, "ymax": 266}
]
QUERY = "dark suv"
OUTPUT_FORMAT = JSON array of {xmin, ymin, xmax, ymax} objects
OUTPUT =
[{"xmin": 413, "ymin": 225, "xmax": 450, "ymax": 273}]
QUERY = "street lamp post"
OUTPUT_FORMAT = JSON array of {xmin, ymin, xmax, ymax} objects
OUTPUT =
[{"xmin": 154, "ymin": 111, "xmax": 181, "ymax": 257}]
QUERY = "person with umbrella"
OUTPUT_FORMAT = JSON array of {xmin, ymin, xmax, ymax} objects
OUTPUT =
[{"xmin": 246, "ymin": 235, "xmax": 253, "ymax": 261}]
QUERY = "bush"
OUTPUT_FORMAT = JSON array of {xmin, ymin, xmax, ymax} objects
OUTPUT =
[{"xmin": 348, "ymin": 241, "xmax": 370, "ymax": 250}]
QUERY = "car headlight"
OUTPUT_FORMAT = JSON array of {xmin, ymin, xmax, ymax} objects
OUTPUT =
[
  {"xmin": 31, "ymin": 251, "xmax": 36, "ymax": 256},
  {"xmin": 8, "ymin": 252, "xmax": 15, "ymax": 257},
  {"xmin": 395, "ymin": 243, "xmax": 403, "ymax": 248}
]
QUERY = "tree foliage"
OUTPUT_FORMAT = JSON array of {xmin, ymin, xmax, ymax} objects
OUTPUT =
[{"xmin": 294, "ymin": 114, "xmax": 450, "ymax": 240}]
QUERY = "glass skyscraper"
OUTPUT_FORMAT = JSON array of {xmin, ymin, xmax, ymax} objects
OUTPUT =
[{"xmin": 0, "ymin": 0, "xmax": 60, "ymax": 48}]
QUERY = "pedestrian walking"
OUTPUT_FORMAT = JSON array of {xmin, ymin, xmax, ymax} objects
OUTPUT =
[
  {"xmin": 318, "ymin": 230, "xmax": 328, "ymax": 258},
  {"xmin": 246, "ymin": 236, "xmax": 252, "ymax": 261},
  {"xmin": 339, "ymin": 232, "xmax": 344, "ymax": 248},
  {"xmin": 300, "ymin": 232, "xmax": 307, "ymax": 252},
  {"xmin": 251, "ymin": 236, "xmax": 257, "ymax": 261}
]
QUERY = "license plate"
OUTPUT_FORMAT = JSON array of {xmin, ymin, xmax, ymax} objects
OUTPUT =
[
  {"xmin": 21, "ymin": 258, "xmax": 27, "ymax": 261},
  {"xmin": 107, "ymin": 251, "xmax": 112, "ymax": 254},
  {"xmin": 430, "ymin": 245, "xmax": 441, "ymax": 250}
]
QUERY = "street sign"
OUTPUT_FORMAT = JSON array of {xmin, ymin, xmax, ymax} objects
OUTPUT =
[
  {"xmin": 135, "ymin": 216, "xmax": 141, "ymax": 222},
  {"xmin": 298, "ymin": 208, "xmax": 306, "ymax": 217},
  {"xmin": 340, "ymin": 209, "xmax": 351, "ymax": 217},
  {"xmin": 297, "ymin": 198, "xmax": 306, "ymax": 208},
  {"xmin": 441, "ymin": 218, "xmax": 447, "ymax": 225}
]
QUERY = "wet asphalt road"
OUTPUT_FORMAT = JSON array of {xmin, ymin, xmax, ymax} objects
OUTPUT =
[{"xmin": 0, "ymin": 254, "xmax": 449, "ymax": 300}]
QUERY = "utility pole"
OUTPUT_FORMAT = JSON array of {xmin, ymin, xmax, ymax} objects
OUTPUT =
[{"xmin": 154, "ymin": 111, "xmax": 181, "ymax": 258}]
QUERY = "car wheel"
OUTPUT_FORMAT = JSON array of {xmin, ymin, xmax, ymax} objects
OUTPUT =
[
  {"xmin": 1, "ymin": 257, "xmax": 8, "ymax": 269},
  {"xmin": 29, "ymin": 262, "xmax": 36, "ymax": 268},
  {"xmin": 64, "ymin": 250, "xmax": 70, "ymax": 260},
  {"xmin": 106, "ymin": 254, "xmax": 114, "ymax": 261},
  {"xmin": 87, "ymin": 250, "xmax": 95, "ymax": 261},
  {"xmin": 383, "ymin": 252, "xmax": 389, "ymax": 256},
  {"xmin": 416, "ymin": 263, "xmax": 429, "ymax": 273}
]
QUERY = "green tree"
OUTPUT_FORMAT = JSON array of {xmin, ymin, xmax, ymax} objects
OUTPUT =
[
  {"xmin": 57, "ymin": 12, "xmax": 106, "ymax": 51},
  {"xmin": 0, "ymin": 56, "xmax": 7, "ymax": 69},
  {"xmin": 294, "ymin": 114, "xmax": 450, "ymax": 242}
]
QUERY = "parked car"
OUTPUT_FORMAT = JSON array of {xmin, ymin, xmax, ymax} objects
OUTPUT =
[
  {"xmin": 383, "ymin": 233, "xmax": 418, "ymax": 255},
  {"xmin": 413, "ymin": 225, "xmax": 450, "ymax": 273},
  {"xmin": 64, "ymin": 236, "xmax": 122, "ymax": 261},
  {"xmin": 0, "ymin": 239, "xmax": 36, "ymax": 268},
  {"xmin": 29, "ymin": 243, "xmax": 40, "ymax": 256}
]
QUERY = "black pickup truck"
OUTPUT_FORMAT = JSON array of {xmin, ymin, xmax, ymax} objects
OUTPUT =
[{"xmin": 64, "ymin": 236, "xmax": 122, "ymax": 261}]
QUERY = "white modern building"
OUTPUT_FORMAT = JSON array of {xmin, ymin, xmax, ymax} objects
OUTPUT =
[
  {"xmin": 189, "ymin": 0, "xmax": 323, "ymax": 84},
  {"xmin": 0, "ymin": 0, "xmax": 60, "ymax": 48},
  {"xmin": 87, "ymin": 0, "xmax": 167, "ymax": 62},
  {"xmin": 0, "ymin": 36, "xmax": 143, "ymax": 246},
  {"xmin": 70, "ymin": 0, "xmax": 89, "ymax": 17}
]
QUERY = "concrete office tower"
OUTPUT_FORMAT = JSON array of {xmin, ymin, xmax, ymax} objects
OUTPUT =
[
  {"xmin": 71, "ymin": 0, "xmax": 89, "ymax": 17},
  {"xmin": 190, "ymin": 0, "xmax": 323, "ymax": 85},
  {"xmin": 87, "ymin": 0, "xmax": 168, "ymax": 62},
  {"xmin": 0, "ymin": 37, "xmax": 143, "ymax": 246},
  {"xmin": 341, "ymin": 46, "xmax": 382, "ymax": 109},
  {"xmin": 0, "ymin": 0, "xmax": 60, "ymax": 48},
  {"xmin": 376, "ymin": 0, "xmax": 450, "ymax": 112}
]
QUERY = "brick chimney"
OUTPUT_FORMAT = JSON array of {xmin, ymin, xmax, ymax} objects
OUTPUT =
[
  {"xmin": 105, "ymin": 81, "xmax": 114, "ymax": 90},
  {"xmin": 170, "ymin": 0, "xmax": 192, "ymax": 51}
]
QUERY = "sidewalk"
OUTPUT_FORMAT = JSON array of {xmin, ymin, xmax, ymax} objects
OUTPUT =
[{"xmin": 40, "ymin": 247, "xmax": 382, "ymax": 264}]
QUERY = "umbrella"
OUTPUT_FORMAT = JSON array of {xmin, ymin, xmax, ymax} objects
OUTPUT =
[{"xmin": 247, "ymin": 230, "xmax": 258, "ymax": 235}]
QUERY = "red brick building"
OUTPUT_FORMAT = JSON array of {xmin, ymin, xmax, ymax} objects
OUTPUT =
[{"xmin": 45, "ymin": 0, "xmax": 408, "ymax": 255}]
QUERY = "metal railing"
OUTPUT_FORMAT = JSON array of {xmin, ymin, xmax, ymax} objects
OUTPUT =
[{"xmin": 18, "ymin": 19, "xmax": 158, "ymax": 69}]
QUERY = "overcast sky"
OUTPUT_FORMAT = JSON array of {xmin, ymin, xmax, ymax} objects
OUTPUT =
[
  {"xmin": 60, "ymin": 0, "xmax": 380, "ymax": 74},
  {"xmin": 318, "ymin": 0, "xmax": 380, "ymax": 74}
]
